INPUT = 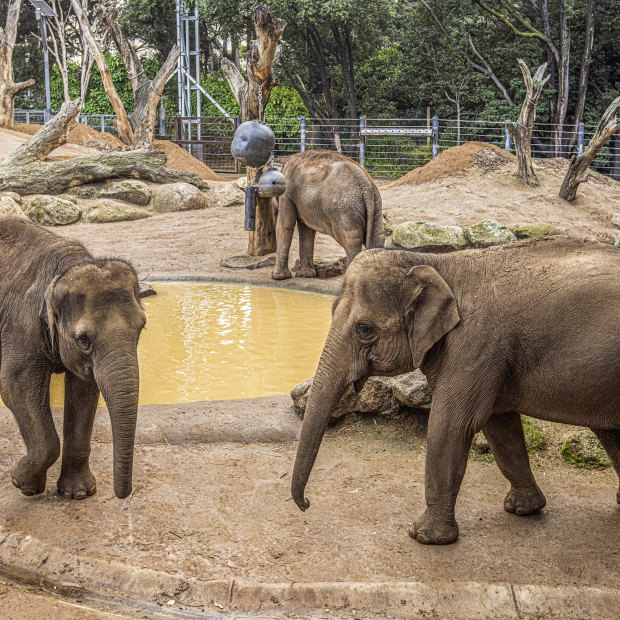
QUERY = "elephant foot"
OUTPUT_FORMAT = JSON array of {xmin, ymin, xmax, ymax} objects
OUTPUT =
[
  {"xmin": 57, "ymin": 467, "xmax": 97, "ymax": 500},
  {"xmin": 11, "ymin": 458, "xmax": 48, "ymax": 496},
  {"xmin": 294, "ymin": 265, "xmax": 317, "ymax": 278},
  {"xmin": 504, "ymin": 485, "xmax": 546, "ymax": 515},
  {"xmin": 272, "ymin": 266, "xmax": 292, "ymax": 280},
  {"xmin": 408, "ymin": 510, "xmax": 459, "ymax": 545}
]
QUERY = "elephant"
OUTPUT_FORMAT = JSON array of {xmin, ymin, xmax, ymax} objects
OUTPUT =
[
  {"xmin": 0, "ymin": 216, "xmax": 146, "ymax": 500},
  {"xmin": 272, "ymin": 150, "xmax": 385, "ymax": 280},
  {"xmin": 291, "ymin": 235, "xmax": 620, "ymax": 544}
]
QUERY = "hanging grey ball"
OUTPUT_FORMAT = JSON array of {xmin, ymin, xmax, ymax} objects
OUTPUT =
[
  {"xmin": 258, "ymin": 168, "xmax": 287, "ymax": 197},
  {"xmin": 231, "ymin": 120, "xmax": 276, "ymax": 168}
]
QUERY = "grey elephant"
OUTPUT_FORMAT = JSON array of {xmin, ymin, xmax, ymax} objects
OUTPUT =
[
  {"xmin": 272, "ymin": 150, "xmax": 384, "ymax": 280},
  {"xmin": 291, "ymin": 236, "xmax": 620, "ymax": 544},
  {"xmin": 0, "ymin": 217, "xmax": 146, "ymax": 499}
]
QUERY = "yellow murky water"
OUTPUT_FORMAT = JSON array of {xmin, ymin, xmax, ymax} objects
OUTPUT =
[{"xmin": 2, "ymin": 283, "xmax": 333, "ymax": 407}]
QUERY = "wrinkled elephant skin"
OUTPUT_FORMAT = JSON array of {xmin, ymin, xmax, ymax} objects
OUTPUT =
[
  {"xmin": 0, "ymin": 217, "xmax": 145, "ymax": 500},
  {"xmin": 272, "ymin": 150, "xmax": 385, "ymax": 280},
  {"xmin": 291, "ymin": 236, "xmax": 620, "ymax": 544}
]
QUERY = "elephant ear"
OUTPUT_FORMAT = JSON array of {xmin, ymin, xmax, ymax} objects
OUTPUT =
[
  {"xmin": 404, "ymin": 265, "xmax": 460, "ymax": 368},
  {"xmin": 41, "ymin": 275, "xmax": 62, "ymax": 354}
]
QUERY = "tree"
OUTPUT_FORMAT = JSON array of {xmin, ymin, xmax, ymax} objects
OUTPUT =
[
  {"xmin": 221, "ymin": 6, "xmax": 286, "ymax": 257},
  {"xmin": 0, "ymin": 0, "xmax": 34, "ymax": 127}
]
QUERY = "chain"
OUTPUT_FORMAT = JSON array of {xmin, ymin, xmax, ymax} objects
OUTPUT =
[{"xmin": 258, "ymin": 82, "xmax": 264, "ymax": 121}]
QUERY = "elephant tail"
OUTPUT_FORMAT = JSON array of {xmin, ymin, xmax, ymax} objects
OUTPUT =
[{"xmin": 363, "ymin": 183, "xmax": 384, "ymax": 249}]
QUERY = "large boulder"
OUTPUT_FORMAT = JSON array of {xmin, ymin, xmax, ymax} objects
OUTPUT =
[
  {"xmin": 392, "ymin": 221, "xmax": 467, "ymax": 252},
  {"xmin": 390, "ymin": 370, "xmax": 432, "ymax": 410},
  {"xmin": 0, "ymin": 195, "xmax": 26, "ymax": 218},
  {"xmin": 72, "ymin": 180, "xmax": 151, "ymax": 206},
  {"xmin": 152, "ymin": 182, "xmax": 209, "ymax": 213},
  {"xmin": 466, "ymin": 219, "xmax": 516, "ymax": 248},
  {"xmin": 26, "ymin": 195, "xmax": 81, "ymax": 225},
  {"xmin": 293, "ymin": 255, "xmax": 347, "ymax": 278},
  {"xmin": 82, "ymin": 200, "xmax": 151, "ymax": 223},
  {"xmin": 208, "ymin": 182, "xmax": 244, "ymax": 208}
]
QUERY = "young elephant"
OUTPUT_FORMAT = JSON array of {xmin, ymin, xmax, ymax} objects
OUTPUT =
[
  {"xmin": 272, "ymin": 150, "xmax": 384, "ymax": 280},
  {"xmin": 0, "ymin": 217, "xmax": 146, "ymax": 500},
  {"xmin": 291, "ymin": 236, "xmax": 620, "ymax": 544}
]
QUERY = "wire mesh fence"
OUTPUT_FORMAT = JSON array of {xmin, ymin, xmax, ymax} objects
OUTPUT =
[{"xmin": 14, "ymin": 110, "xmax": 620, "ymax": 180}]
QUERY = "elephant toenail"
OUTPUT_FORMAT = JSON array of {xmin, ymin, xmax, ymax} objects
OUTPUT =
[{"xmin": 75, "ymin": 491, "xmax": 87, "ymax": 500}]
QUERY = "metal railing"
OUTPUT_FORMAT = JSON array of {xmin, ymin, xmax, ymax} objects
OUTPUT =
[{"xmin": 14, "ymin": 109, "xmax": 620, "ymax": 179}]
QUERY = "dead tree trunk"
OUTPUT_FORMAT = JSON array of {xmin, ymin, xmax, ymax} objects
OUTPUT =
[
  {"xmin": 222, "ymin": 6, "xmax": 286, "ymax": 256},
  {"xmin": 70, "ymin": 0, "xmax": 133, "ymax": 145},
  {"xmin": 94, "ymin": 3, "xmax": 179, "ymax": 149},
  {"xmin": 559, "ymin": 95, "xmax": 620, "ymax": 201},
  {"xmin": 507, "ymin": 59, "xmax": 550, "ymax": 187},
  {"xmin": 0, "ymin": 0, "xmax": 35, "ymax": 128}
]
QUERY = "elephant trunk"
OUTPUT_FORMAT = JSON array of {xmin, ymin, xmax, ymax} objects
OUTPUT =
[
  {"xmin": 291, "ymin": 336, "xmax": 351, "ymax": 511},
  {"xmin": 93, "ymin": 343, "xmax": 139, "ymax": 499}
]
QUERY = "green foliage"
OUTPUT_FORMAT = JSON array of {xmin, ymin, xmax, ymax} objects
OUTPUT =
[
  {"xmin": 562, "ymin": 430, "xmax": 610, "ymax": 469},
  {"xmin": 522, "ymin": 417, "xmax": 546, "ymax": 454}
]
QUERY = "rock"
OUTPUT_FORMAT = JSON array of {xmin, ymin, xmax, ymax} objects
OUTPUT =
[
  {"xmin": 513, "ymin": 224, "xmax": 557, "ymax": 238},
  {"xmin": 71, "ymin": 180, "xmax": 151, "ymax": 205},
  {"xmin": 471, "ymin": 432, "xmax": 491, "ymax": 455},
  {"xmin": 611, "ymin": 214, "xmax": 620, "ymax": 229},
  {"xmin": 392, "ymin": 221, "xmax": 467, "ymax": 252},
  {"xmin": 26, "ymin": 195, "xmax": 81, "ymax": 226},
  {"xmin": 466, "ymin": 219, "xmax": 517, "ymax": 248},
  {"xmin": 474, "ymin": 147, "xmax": 513, "ymax": 172},
  {"xmin": 390, "ymin": 370, "xmax": 432, "ymax": 410},
  {"xmin": 293, "ymin": 255, "xmax": 347, "ymax": 278},
  {"xmin": 0, "ymin": 195, "xmax": 26, "ymax": 218},
  {"xmin": 82, "ymin": 200, "xmax": 151, "ymax": 223},
  {"xmin": 383, "ymin": 211, "xmax": 393, "ymax": 237},
  {"xmin": 138, "ymin": 282, "xmax": 156, "ymax": 298},
  {"xmin": 209, "ymin": 182, "xmax": 244, "ymax": 208},
  {"xmin": 152, "ymin": 182, "xmax": 209, "ymax": 213},
  {"xmin": 614, "ymin": 232, "xmax": 620, "ymax": 248},
  {"xmin": 3, "ymin": 191, "xmax": 22, "ymax": 205},
  {"xmin": 290, "ymin": 378, "xmax": 313, "ymax": 415},
  {"xmin": 58, "ymin": 193, "xmax": 78, "ymax": 204},
  {"xmin": 562, "ymin": 430, "xmax": 610, "ymax": 468},
  {"xmin": 221, "ymin": 254, "xmax": 276, "ymax": 270},
  {"xmin": 235, "ymin": 176, "xmax": 248, "ymax": 189}
]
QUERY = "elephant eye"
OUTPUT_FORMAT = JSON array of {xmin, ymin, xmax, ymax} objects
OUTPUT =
[
  {"xmin": 356, "ymin": 323, "xmax": 374, "ymax": 340},
  {"xmin": 75, "ymin": 334, "xmax": 91, "ymax": 350}
]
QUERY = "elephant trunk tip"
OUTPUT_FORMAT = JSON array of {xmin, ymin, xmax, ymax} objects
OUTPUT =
[
  {"xmin": 292, "ymin": 485, "xmax": 311, "ymax": 511},
  {"xmin": 114, "ymin": 479, "xmax": 133, "ymax": 500}
]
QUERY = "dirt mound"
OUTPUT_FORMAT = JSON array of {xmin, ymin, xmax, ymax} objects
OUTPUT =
[
  {"xmin": 385, "ymin": 141, "xmax": 516, "ymax": 188},
  {"xmin": 153, "ymin": 140, "xmax": 224, "ymax": 181},
  {"xmin": 12, "ymin": 122, "xmax": 224, "ymax": 181}
]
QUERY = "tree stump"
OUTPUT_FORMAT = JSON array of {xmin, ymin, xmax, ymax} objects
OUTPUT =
[
  {"xmin": 222, "ymin": 7, "xmax": 286, "ymax": 256},
  {"xmin": 507, "ymin": 60, "xmax": 550, "ymax": 187},
  {"xmin": 559, "ymin": 95, "xmax": 620, "ymax": 201}
]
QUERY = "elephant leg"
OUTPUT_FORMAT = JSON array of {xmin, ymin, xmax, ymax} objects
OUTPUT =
[
  {"xmin": 483, "ymin": 412, "xmax": 546, "ymax": 515},
  {"xmin": 0, "ymin": 359, "xmax": 59, "ymax": 495},
  {"xmin": 294, "ymin": 221, "xmax": 316, "ymax": 278},
  {"xmin": 272, "ymin": 195, "xmax": 296, "ymax": 280},
  {"xmin": 336, "ymin": 231, "xmax": 363, "ymax": 265},
  {"xmin": 57, "ymin": 371, "xmax": 99, "ymax": 499},
  {"xmin": 591, "ymin": 429, "xmax": 620, "ymax": 504}
]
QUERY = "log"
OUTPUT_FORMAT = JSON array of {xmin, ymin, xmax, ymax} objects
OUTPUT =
[
  {"xmin": 506, "ymin": 59, "xmax": 550, "ymax": 187},
  {"xmin": 222, "ymin": 6, "xmax": 286, "ymax": 256},
  {"xmin": 559, "ymin": 95, "xmax": 620, "ymax": 201},
  {"xmin": 0, "ymin": 149, "xmax": 209, "ymax": 195}
]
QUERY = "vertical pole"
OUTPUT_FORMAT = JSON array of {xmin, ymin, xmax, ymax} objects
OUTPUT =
[
  {"xmin": 426, "ymin": 105, "xmax": 431, "ymax": 145},
  {"xmin": 26, "ymin": 110, "xmax": 30, "ymax": 124},
  {"xmin": 175, "ymin": 1, "xmax": 183, "ymax": 116},
  {"xmin": 100, "ymin": 115, "xmax": 105, "ymax": 133},
  {"xmin": 174, "ymin": 115, "xmax": 181, "ymax": 142},
  {"xmin": 39, "ymin": 14, "xmax": 52, "ymax": 122},
  {"xmin": 159, "ymin": 105, "xmax": 166, "ymax": 137},
  {"xmin": 234, "ymin": 115, "xmax": 241, "ymax": 173},
  {"xmin": 432, "ymin": 116, "xmax": 439, "ymax": 158},
  {"xmin": 504, "ymin": 120, "xmax": 512, "ymax": 153},
  {"xmin": 577, "ymin": 122, "xmax": 585, "ymax": 156},
  {"xmin": 194, "ymin": 5, "xmax": 201, "ymax": 131},
  {"xmin": 359, "ymin": 115, "xmax": 366, "ymax": 168},
  {"xmin": 300, "ymin": 116, "xmax": 307, "ymax": 152}
]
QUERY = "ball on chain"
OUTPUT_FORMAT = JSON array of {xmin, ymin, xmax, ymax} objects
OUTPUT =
[
  {"xmin": 231, "ymin": 120, "xmax": 276, "ymax": 168},
  {"xmin": 258, "ymin": 167, "xmax": 287, "ymax": 197}
]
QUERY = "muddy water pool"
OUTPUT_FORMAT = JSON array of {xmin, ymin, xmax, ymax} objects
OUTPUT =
[{"xmin": 12, "ymin": 283, "xmax": 334, "ymax": 406}]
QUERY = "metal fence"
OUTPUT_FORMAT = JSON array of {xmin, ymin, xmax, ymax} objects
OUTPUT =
[{"xmin": 14, "ymin": 110, "xmax": 620, "ymax": 180}]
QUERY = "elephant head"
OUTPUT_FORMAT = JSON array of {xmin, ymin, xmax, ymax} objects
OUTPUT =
[
  {"xmin": 43, "ymin": 259, "xmax": 146, "ymax": 499},
  {"xmin": 292, "ymin": 250, "xmax": 460, "ymax": 510}
]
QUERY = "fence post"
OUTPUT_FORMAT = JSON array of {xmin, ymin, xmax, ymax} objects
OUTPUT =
[
  {"xmin": 174, "ymin": 115, "xmax": 181, "ymax": 142},
  {"xmin": 577, "ymin": 122, "xmax": 585, "ymax": 155},
  {"xmin": 100, "ymin": 115, "xmax": 104, "ymax": 133},
  {"xmin": 504, "ymin": 120, "xmax": 512, "ymax": 153},
  {"xmin": 432, "ymin": 116, "xmax": 439, "ymax": 158},
  {"xmin": 25, "ymin": 110, "xmax": 30, "ymax": 124},
  {"xmin": 359, "ymin": 115, "xmax": 366, "ymax": 168},
  {"xmin": 300, "ymin": 116, "xmax": 307, "ymax": 152},
  {"xmin": 159, "ymin": 105, "xmax": 166, "ymax": 137}
]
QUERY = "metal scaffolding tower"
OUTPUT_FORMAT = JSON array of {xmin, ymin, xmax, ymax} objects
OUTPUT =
[{"xmin": 175, "ymin": 0, "xmax": 232, "ymax": 147}]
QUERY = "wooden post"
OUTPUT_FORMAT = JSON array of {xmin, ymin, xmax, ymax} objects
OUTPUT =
[
  {"xmin": 221, "ymin": 6, "xmax": 286, "ymax": 256},
  {"xmin": 506, "ymin": 59, "xmax": 550, "ymax": 187}
]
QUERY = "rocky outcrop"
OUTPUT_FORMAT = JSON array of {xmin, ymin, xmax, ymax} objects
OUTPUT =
[
  {"xmin": 25, "ymin": 195, "xmax": 81, "ymax": 225},
  {"xmin": 466, "ymin": 219, "xmax": 517, "ymax": 248},
  {"xmin": 152, "ymin": 182, "xmax": 209, "ymax": 213},
  {"xmin": 71, "ymin": 180, "xmax": 151, "ymax": 206},
  {"xmin": 0, "ymin": 195, "xmax": 26, "ymax": 218},
  {"xmin": 513, "ymin": 224, "xmax": 557, "ymax": 238},
  {"xmin": 392, "ymin": 221, "xmax": 467, "ymax": 252},
  {"xmin": 208, "ymin": 182, "xmax": 245, "ymax": 208},
  {"xmin": 291, "ymin": 370, "xmax": 433, "ymax": 421},
  {"xmin": 82, "ymin": 200, "xmax": 150, "ymax": 223},
  {"xmin": 293, "ymin": 255, "xmax": 347, "ymax": 278}
]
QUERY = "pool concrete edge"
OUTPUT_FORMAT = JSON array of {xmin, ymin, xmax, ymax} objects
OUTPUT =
[{"xmin": 0, "ymin": 527, "xmax": 618, "ymax": 619}]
